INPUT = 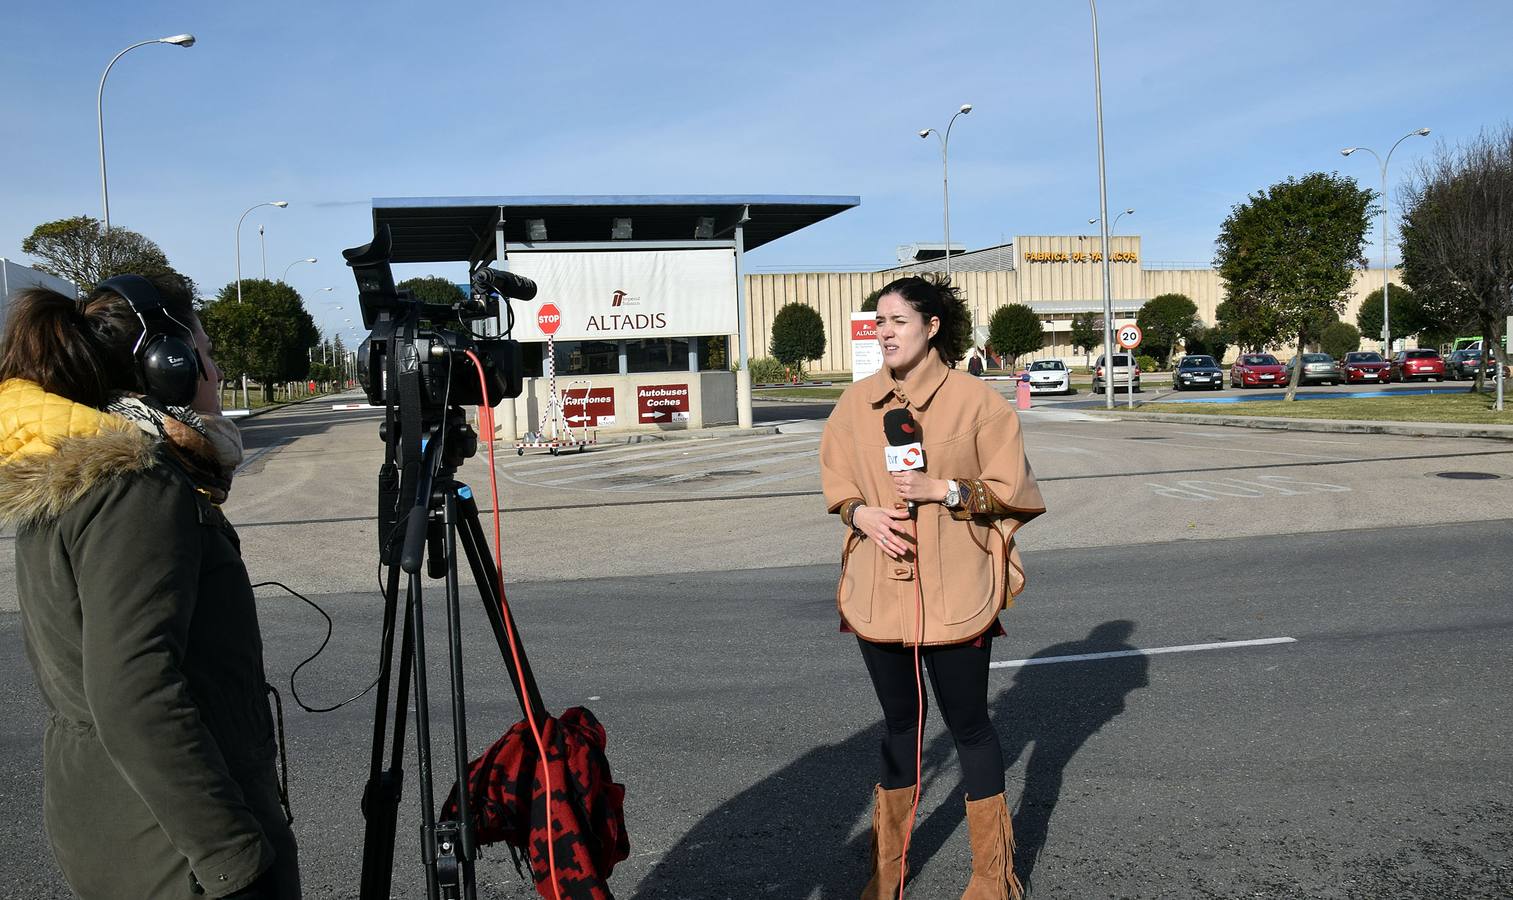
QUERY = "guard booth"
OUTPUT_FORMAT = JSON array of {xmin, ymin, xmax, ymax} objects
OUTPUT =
[{"xmin": 371, "ymin": 195, "xmax": 859, "ymax": 438}]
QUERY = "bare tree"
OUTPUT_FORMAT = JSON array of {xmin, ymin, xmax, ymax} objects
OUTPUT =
[{"xmin": 1399, "ymin": 124, "xmax": 1513, "ymax": 397}]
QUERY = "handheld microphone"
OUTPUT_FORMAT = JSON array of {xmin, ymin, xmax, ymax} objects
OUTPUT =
[
  {"xmin": 883, "ymin": 408, "xmax": 925, "ymax": 472},
  {"xmin": 884, "ymin": 408, "xmax": 924, "ymax": 514}
]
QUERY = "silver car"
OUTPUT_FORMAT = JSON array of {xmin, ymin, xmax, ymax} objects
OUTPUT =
[
  {"xmin": 1092, "ymin": 353, "xmax": 1140, "ymax": 393},
  {"xmin": 1025, "ymin": 358, "xmax": 1072, "ymax": 394},
  {"xmin": 1284, "ymin": 353, "xmax": 1342, "ymax": 386}
]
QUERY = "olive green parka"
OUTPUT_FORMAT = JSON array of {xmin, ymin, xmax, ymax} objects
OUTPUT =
[{"xmin": 0, "ymin": 379, "xmax": 298, "ymax": 898}]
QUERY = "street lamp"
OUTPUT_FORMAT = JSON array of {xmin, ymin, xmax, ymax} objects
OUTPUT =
[
  {"xmin": 1089, "ymin": 0, "xmax": 1116, "ymax": 410},
  {"xmin": 1088, "ymin": 207, "xmax": 1135, "ymax": 233},
  {"xmin": 281, "ymin": 257, "xmax": 317, "ymax": 283},
  {"xmin": 236, "ymin": 201, "xmax": 288, "ymax": 303},
  {"xmin": 918, "ymin": 103, "xmax": 973, "ymax": 280},
  {"xmin": 98, "ymin": 33, "xmax": 195, "ymax": 231},
  {"xmin": 1341, "ymin": 128, "xmax": 1431, "ymax": 355}
]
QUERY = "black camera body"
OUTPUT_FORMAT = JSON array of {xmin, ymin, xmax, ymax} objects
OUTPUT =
[{"xmin": 343, "ymin": 225, "xmax": 531, "ymax": 411}]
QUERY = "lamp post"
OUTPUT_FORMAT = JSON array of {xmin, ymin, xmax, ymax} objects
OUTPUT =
[
  {"xmin": 281, "ymin": 257, "xmax": 317, "ymax": 283},
  {"xmin": 918, "ymin": 103, "xmax": 973, "ymax": 280},
  {"xmin": 1089, "ymin": 0, "xmax": 1116, "ymax": 410},
  {"xmin": 236, "ymin": 201, "xmax": 288, "ymax": 302},
  {"xmin": 1341, "ymin": 128, "xmax": 1431, "ymax": 355},
  {"xmin": 1088, "ymin": 207, "xmax": 1135, "ymax": 233},
  {"xmin": 98, "ymin": 34, "xmax": 195, "ymax": 231}
]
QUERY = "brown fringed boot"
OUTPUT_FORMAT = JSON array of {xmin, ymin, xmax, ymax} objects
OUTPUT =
[
  {"xmin": 860, "ymin": 784, "xmax": 916, "ymax": 899},
  {"xmin": 961, "ymin": 793, "xmax": 1024, "ymax": 900}
]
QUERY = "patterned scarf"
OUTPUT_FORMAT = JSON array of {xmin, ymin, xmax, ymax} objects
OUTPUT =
[{"xmin": 105, "ymin": 395, "xmax": 244, "ymax": 504}]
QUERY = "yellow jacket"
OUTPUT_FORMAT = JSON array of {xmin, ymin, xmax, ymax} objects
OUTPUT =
[{"xmin": 819, "ymin": 354, "xmax": 1045, "ymax": 645}]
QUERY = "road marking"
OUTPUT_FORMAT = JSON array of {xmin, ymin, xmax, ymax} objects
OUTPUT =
[
  {"xmin": 498, "ymin": 433, "xmax": 795, "ymax": 473},
  {"xmin": 537, "ymin": 436, "xmax": 820, "ymax": 486},
  {"xmin": 990, "ymin": 636, "xmax": 1297, "ymax": 669},
  {"xmin": 1146, "ymin": 475, "xmax": 1351, "ymax": 501},
  {"xmin": 1039, "ymin": 430, "xmax": 1345, "ymax": 461}
]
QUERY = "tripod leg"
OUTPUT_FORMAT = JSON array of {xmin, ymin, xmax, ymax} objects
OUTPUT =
[
  {"xmin": 452, "ymin": 483, "xmax": 549, "ymax": 724},
  {"xmin": 407, "ymin": 567, "xmax": 445, "ymax": 900},
  {"xmin": 439, "ymin": 489, "xmax": 478, "ymax": 899},
  {"xmin": 359, "ymin": 553, "xmax": 410, "ymax": 900}
]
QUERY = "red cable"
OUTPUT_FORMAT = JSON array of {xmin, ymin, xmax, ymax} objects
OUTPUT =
[
  {"xmin": 464, "ymin": 351, "xmax": 562, "ymax": 900},
  {"xmin": 896, "ymin": 513, "xmax": 926, "ymax": 899}
]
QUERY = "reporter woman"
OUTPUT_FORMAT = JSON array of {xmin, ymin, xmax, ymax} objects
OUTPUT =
[
  {"xmin": 0, "ymin": 277, "xmax": 299, "ymax": 898},
  {"xmin": 820, "ymin": 276, "xmax": 1044, "ymax": 899}
]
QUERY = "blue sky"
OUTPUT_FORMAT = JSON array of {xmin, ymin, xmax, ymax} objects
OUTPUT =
[{"xmin": 2, "ymin": 0, "xmax": 1509, "ymax": 342}]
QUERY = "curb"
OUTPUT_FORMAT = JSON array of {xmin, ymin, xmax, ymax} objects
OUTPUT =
[
  {"xmin": 236, "ymin": 391, "xmax": 346, "ymax": 420},
  {"xmin": 1094, "ymin": 409, "xmax": 1513, "ymax": 441}
]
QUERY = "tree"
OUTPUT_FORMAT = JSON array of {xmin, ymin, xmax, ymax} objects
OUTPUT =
[
  {"xmin": 1215, "ymin": 297, "xmax": 1283, "ymax": 355},
  {"xmin": 1319, "ymin": 321, "xmax": 1361, "ymax": 360},
  {"xmin": 1183, "ymin": 325, "xmax": 1230, "ymax": 362},
  {"xmin": 1355, "ymin": 285, "xmax": 1429, "ymax": 346},
  {"xmin": 769, "ymin": 303, "xmax": 827, "ymax": 373},
  {"xmin": 987, "ymin": 304, "xmax": 1044, "ymax": 369},
  {"xmin": 1069, "ymin": 311, "xmax": 1104, "ymax": 369},
  {"xmin": 860, "ymin": 287, "xmax": 884, "ymax": 313},
  {"xmin": 1400, "ymin": 123, "xmax": 1513, "ymax": 394},
  {"xmin": 1135, "ymin": 293, "xmax": 1199, "ymax": 365},
  {"xmin": 200, "ymin": 280, "xmax": 320, "ymax": 400},
  {"xmin": 21, "ymin": 215, "xmax": 197, "ymax": 297},
  {"xmin": 1214, "ymin": 172, "xmax": 1375, "ymax": 400},
  {"xmin": 398, "ymin": 275, "xmax": 466, "ymax": 305}
]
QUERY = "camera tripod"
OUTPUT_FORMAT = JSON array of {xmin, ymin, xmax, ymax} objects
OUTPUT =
[{"xmin": 358, "ymin": 404, "xmax": 549, "ymax": 900}]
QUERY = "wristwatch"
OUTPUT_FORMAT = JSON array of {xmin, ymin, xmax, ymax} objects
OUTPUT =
[{"xmin": 944, "ymin": 479, "xmax": 961, "ymax": 508}]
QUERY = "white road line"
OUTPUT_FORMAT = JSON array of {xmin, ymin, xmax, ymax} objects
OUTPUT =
[
  {"xmin": 989, "ymin": 636, "xmax": 1297, "ymax": 669},
  {"xmin": 1039, "ymin": 430, "xmax": 1344, "ymax": 461},
  {"xmin": 497, "ymin": 433, "xmax": 797, "ymax": 473},
  {"xmin": 538, "ymin": 437, "xmax": 821, "ymax": 486}
]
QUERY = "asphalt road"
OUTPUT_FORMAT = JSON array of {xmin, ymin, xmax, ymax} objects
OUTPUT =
[{"xmin": 1, "ymin": 395, "xmax": 1510, "ymax": 898}]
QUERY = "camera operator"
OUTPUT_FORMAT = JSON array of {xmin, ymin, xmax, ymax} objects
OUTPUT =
[{"xmin": 0, "ymin": 277, "xmax": 299, "ymax": 898}]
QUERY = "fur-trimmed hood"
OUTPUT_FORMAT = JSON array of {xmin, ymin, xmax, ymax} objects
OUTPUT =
[{"xmin": 0, "ymin": 378, "xmax": 157, "ymax": 526}]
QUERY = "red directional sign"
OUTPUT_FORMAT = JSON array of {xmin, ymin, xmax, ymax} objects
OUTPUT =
[
  {"xmin": 562, "ymin": 386, "xmax": 615, "ymax": 427},
  {"xmin": 637, "ymin": 383, "xmax": 690, "ymax": 423},
  {"xmin": 537, "ymin": 303, "xmax": 562, "ymax": 336}
]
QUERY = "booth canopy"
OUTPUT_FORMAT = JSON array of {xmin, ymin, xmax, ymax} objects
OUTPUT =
[{"xmin": 371, "ymin": 194, "xmax": 861, "ymax": 264}]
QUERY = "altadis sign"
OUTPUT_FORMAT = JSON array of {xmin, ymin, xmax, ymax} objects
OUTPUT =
[
  {"xmin": 505, "ymin": 249, "xmax": 738, "ymax": 341},
  {"xmin": 851, "ymin": 313, "xmax": 882, "ymax": 381}
]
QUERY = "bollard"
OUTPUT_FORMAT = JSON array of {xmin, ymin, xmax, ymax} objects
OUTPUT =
[{"xmin": 1016, "ymin": 372, "xmax": 1032, "ymax": 410}]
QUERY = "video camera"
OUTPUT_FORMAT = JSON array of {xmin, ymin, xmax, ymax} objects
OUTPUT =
[{"xmin": 343, "ymin": 225, "xmax": 534, "ymax": 412}]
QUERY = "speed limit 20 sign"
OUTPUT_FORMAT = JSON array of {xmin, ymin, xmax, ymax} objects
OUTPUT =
[{"xmin": 1116, "ymin": 323, "xmax": 1143, "ymax": 350}]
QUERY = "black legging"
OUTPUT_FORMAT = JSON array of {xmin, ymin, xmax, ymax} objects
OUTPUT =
[{"xmin": 858, "ymin": 635, "xmax": 1006, "ymax": 801}]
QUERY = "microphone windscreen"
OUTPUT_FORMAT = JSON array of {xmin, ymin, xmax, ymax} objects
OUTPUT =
[{"xmin": 883, "ymin": 408, "xmax": 919, "ymax": 447}]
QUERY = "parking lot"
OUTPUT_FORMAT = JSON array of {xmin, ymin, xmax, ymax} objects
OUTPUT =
[{"xmin": 1, "ymin": 394, "xmax": 1510, "ymax": 897}]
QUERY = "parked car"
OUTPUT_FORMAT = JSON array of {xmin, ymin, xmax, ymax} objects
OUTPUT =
[
  {"xmin": 1172, "ymin": 354, "xmax": 1224, "ymax": 391},
  {"xmin": 1390, "ymin": 349, "xmax": 1446, "ymax": 382},
  {"xmin": 1025, "ymin": 358, "xmax": 1072, "ymax": 394},
  {"xmin": 1446, "ymin": 348, "xmax": 1510, "ymax": 380},
  {"xmin": 1229, "ymin": 353, "xmax": 1286, "ymax": 388},
  {"xmin": 1340, "ymin": 351, "xmax": 1392, "ymax": 384},
  {"xmin": 1092, "ymin": 353, "xmax": 1140, "ymax": 393},
  {"xmin": 1283, "ymin": 352, "xmax": 1342, "ymax": 386}
]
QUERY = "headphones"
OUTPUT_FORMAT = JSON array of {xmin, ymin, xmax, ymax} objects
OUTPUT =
[{"xmin": 95, "ymin": 275, "xmax": 204, "ymax": 407}]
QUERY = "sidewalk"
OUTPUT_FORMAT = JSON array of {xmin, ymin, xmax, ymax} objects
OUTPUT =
[{"xmin": 1098, "ymin": 409, "xmax": 1513, "ymax": 440}]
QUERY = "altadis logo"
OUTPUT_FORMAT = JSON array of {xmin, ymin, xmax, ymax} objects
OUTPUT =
[{"xmin": 612, "ymin": 289, "xmax": 641, "ymax": 307}]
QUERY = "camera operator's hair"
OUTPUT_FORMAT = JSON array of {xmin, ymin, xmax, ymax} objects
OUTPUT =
[
  {"xmin": 0, "ymin": 275, "xmax": 197, "ymax": 408},
  {"xmin": 875, "ymin": 275, "xmax": 973, "ymax": 367}
]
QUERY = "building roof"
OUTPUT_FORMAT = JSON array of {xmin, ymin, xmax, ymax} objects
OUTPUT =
[
  {"xmin": 370, "ymin": 194, "xmax": 861, "ymax": 264},
  {"xmin": 882, "ymin": 241, "xmax": 1017, "ymax": 273}
]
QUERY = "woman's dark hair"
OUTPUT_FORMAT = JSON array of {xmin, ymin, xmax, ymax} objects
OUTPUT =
[
  {"xmin": 0, "ymin": 274, "xmax": 197, "ymax": 408},
  {"xmin": 874, "ymin": 275, "xmax": 973, "ymax": 367}
]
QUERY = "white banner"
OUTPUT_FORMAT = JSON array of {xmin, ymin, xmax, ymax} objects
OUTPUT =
[
  {"xmin": 851, "ymin": 312, "xmax": 883, "ymax": 381},
  {"xmin": 502, "ymin": 249, "xmax": 738, "ymax": 342}
]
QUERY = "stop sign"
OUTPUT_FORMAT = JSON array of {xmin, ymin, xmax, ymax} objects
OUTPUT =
[{"xmin": 537, "ymin": 303, "xmax": 561, "ymax": 336}]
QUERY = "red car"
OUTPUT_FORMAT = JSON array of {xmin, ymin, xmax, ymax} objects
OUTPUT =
[
  {"xmin": 1230, "ymin": 353, "xmax": 1287, "ymax": 388},
  {"xmin": 1390, "ymin": 349, "xmax": 1445, "ymax": 382},
  {"xmin": 1340, "ymin": 351, "xmax": 1392, "ymax": 384}
]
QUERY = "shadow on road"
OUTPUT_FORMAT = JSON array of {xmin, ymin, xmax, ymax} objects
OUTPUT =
[{"xmin": 629, "ymin": 620, "xmax": 1148, "ymax": 898}]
